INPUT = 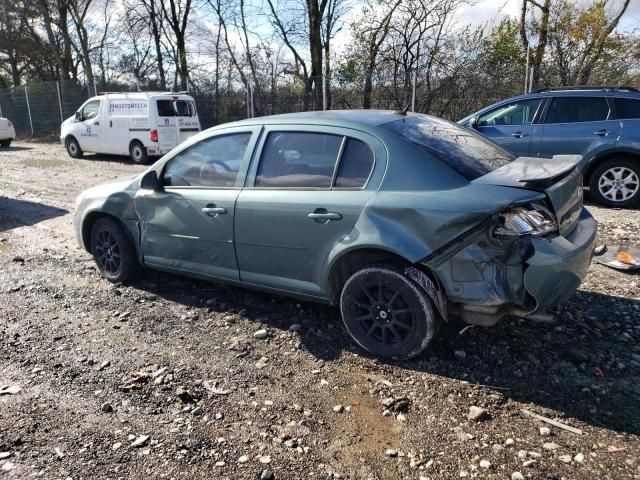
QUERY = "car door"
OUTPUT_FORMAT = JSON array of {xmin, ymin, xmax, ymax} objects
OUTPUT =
[
  {"xmin": 536, "ymin": 96, "xmax": 621, "ymax": 158},
  {"xmin": 134, "ymin": 126, "xmax": 261, "ymax": 281},
  {"xmin": 474, "ymin": 98, "xmax": 543, "ymax": 156},
  {"xmin": 76, "ymin": 99, "xmax": 103, "ymax": 153},
  {"xmin": 234, "ymin": 127, "xmax": 383, "ymax": 297}
]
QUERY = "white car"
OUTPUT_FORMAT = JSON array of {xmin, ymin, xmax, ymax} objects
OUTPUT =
[
  {"xmin": 0, "ymin": 118, "xmax": 15, "ymax": 147},
  {"xmin": 60, "ymin": 92, "xmax": 201, "ymax": 163}
]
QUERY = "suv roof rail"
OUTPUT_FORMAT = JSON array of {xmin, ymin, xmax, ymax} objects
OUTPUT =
[{"xmin": 530, "ymin": 85, "xmax": 639, "ymax": 93}]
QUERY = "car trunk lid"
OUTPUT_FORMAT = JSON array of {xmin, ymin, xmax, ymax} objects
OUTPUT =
[{"xmin": 473, "ymin": 155, "xmax": 584, "ymax": 236}]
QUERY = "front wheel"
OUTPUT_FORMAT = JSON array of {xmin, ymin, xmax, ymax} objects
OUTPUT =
[
  {"xmin": 129, "ymin": 141, "xmax": 149, "ymax": 164},
  {"xmin": 66, "ymin": 137, "xmax": 83, "ymax": 158},
  {"xmin": 340, "ymin": 265, "xmax": 439, "ymax": 360},
  {"xmin": 90, "ymin": 217, "xmax": 139, "ymax": 283},
  {"xmin": 0, "ymin": 139, "xmax": 11, "ymax": 148},
  {"xmin": 589, "ymin": 158, "xmax": 640, "ymax": 208}
]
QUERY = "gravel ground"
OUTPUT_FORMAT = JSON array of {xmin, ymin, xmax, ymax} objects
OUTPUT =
[{"xmin": 0, "ymin": 141, "xmax": 639, "ymax": 480}]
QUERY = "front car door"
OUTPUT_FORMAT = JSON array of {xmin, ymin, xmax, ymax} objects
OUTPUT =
[
  {"xmin": 134, "ymin": 127, "xmax": 260, "ymax": 281},
  {"xmin": 537, "ymin": 96, "xmax": 621, "ymax": 158},
  {"xmin": 234, "ymin": 127, "xmax": 385, "ymax": 298},
  {"xmin": 474, "ymin": 97, "xmax": 543, "ymax": 156},
  {"xmin": 76, "ymin": 99, "xmax": 103, "ymax": 153}
]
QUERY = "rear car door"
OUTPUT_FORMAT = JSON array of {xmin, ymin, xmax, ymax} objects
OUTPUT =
[
  {"xmin": 474, "ymin": 98, "xmax": 543, "ymax": 156},
  {"xmin": 537, "ymin": 96, "xmax": 621, "ymax": 158},
  {"xmin": 613, "ymin": 97, "xmax": 640, "ymax": 146},
  {"xmin": 234, "ymin": 127, "xmax": 383, "ymax": 297},
  {"xmin": 134, "ymin": 127, "xmax": 260, "ymax": 280}
]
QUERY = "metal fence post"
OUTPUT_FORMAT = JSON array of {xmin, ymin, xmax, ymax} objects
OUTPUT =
[
  {"xmin": 322, "ymin": 74, "xmax": 327, "ymax": 111},
  {"xmin": 25, "ymin": 85, "xmax": 34, "ymax": 135},
  {"xmin": 56, "ymin": 81, "xmax": 64, "ymax": 122},
  {"xmin": 411, "ymin": 70, "xmax": 417, "ymax": 112},
  {"xmin": 246, "ymin": 81, "xmax": 251, "ymax": 119}
]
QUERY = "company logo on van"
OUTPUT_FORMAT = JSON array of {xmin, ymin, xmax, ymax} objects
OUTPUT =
[{"xmin": 108, "ymin": 101, "xmax": 148, "ymax": 115}]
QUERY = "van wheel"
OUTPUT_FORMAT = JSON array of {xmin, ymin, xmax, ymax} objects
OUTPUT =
[
  {"xmin": 66, "ymin": 137, "xmax": 83, "ymax": 158},
  {"xmin": 90, "ymin": 217, "xmax": 139, "ymax": 283},
  {"xmin": 129, "ymin": 141, "xmax": 149, "ymax": 164},
  {"xmin": 0, "ymin": 140, "xmax": 11, "ymax": 147},
  {"xmin": 340, "ymin": 264, "xmax": 439, "ymax": 360},
  {"xmin": 589, "ymin": 158, "xmax": 640, "ymax": 208}
]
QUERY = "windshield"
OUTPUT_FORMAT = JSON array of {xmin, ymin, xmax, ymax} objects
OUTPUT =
[
  {"xmin": 381, "ymin": 115, "xmax": 515, "ymax": 180},
  {"xmin": 156, "ymin": 99, "xmax": 196, "ymax": 117}
]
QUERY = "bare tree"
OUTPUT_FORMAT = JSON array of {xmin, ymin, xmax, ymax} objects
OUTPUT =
[{"xmin": 161, "ymin": 0, "xmax": 192, "ymax": 91}]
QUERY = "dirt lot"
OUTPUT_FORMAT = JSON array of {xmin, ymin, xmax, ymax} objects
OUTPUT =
[{"xmin": 0, "ymin": 141, "xmax": 639, "ymax": 480}]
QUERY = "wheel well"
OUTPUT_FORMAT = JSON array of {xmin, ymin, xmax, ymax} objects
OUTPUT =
[
  {"xmin": 81, "ymin": 212, "xmax": 126, "ymax": 254},
  {"xmin": 584, "ymin": 152, "xmax": 640, "ymax": 185},
  {"xmin": 65, "ymin": 135, "xmax": 78, "ymax": 146},
  {"xmin": 129, "ymin": 139, "xmax": 144, "ymax": 150},
  {"xmin": 328, "ymin": 248, "xmax": 424, "ymax": 305}
]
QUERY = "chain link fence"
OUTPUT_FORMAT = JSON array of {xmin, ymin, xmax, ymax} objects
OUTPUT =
[{"xmin": 0, "ymin": 76, "xmax": 516, "ymax": 138}]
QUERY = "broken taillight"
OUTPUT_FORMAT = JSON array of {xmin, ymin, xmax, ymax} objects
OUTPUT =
[
  {"xmin": 150, "ymin": 129, "xmax": 158, "ymax": 142},
  {"xmin": 494, "ymin": 206, "xmax": 558, "ymax": 238}
]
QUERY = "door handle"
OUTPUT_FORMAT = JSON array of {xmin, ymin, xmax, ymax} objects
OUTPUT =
[
  {"xmin": 594, "ymin": 129, "xmax": 609, "ymax": 136},
  {"xmin": 308, "ymin": 211, "xmax": 342, "ymax": 221},
  {"xmin": 93, "ymin": 121, "xmax": 99, "ymax": 126},
  {"xmin": 511, "ymin": 131, "xmax": 528, "ymax": 138},
  {"xmin": 201, "ymin": 206, "xmax": 227, "ymax": 216}
]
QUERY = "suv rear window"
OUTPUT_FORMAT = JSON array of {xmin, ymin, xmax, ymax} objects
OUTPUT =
[
  {"xmin": 613, "ymin": 98, "xmax": 640, "ymax": 119},
  {"xmin": 544, "ymin": 97, "xmax": 610, "ymax": 123},
  {"xmin": 157, "ymin": 99, "xmax": 196, "ymax": 117},
  {"xmin": 382, "ymin": 116, "xmax": 514, "ymax": 181}
]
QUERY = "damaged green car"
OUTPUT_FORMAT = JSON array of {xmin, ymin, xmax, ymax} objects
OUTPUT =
[{"xmin": 73, "ymin": 111, "xmax": 597, "ymax": 360}]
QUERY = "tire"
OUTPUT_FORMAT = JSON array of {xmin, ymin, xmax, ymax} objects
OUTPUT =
[
  {"xmin": 0, "ymin": 139, "xmax": 11, "ymax": 147},
  {"xmin": 66, "ymin": 137, "xmax": 83, "ymax": 158},
  {"xmin": 129, "ymin": 141, "xmax": 149, "ymax": 164},
  {"xmin": 589, "ymin": 158, "xmax": 640, "ymax": 208},
  {"xmin": 90, "ymin": 217, "xmax": 139, "ymax": 283},
  {"xmin": 340, "ymin": 264, "xmax": 439, "ymax": 360}
]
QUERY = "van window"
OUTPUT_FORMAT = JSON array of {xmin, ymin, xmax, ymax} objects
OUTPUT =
[
  {"xmin": 157, "ymin": 99, "xmax": 196, "ymax": 117},
  {"xmin": 163, "ymin": 133, "xmax": 252, "ymax": 187},
  {"xmin": 255, "ymin": 132, "xmax": 343, "ymax": 188},
  {"xmin": 80, "ymin": 100, "xmax": 101, "ymax": 121}
]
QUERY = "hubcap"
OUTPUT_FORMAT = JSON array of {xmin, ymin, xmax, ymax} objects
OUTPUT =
[
  {"xmin": 133, "ymin": 146, "xmax": 142, "ymax": 161},
  {"xmin": 598, "ymin": 167, "xmax": 639, "ymax": 202},
  {"xmin": 95, "ymin": 230, "xmax": 121, "ymax": 274},
  {"xmin": 350, "ymin": 282, "xmax": 415, "ymax": 346},
  {"xmin": 69, "ymin": 143, "xmax": 77, "ymax": 154}
]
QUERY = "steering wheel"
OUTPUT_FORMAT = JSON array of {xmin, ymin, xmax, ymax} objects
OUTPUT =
[{"xmin": 209, "ymin": 159, "xmax": 231, "ymax": 171}]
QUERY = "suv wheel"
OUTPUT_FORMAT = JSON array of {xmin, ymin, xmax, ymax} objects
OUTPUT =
[
  {"xmin": 90, "ymin": 217, "xmax": 139, "ymax": 283},
  {"xmin": 66, "ymin": 137, "xmax": 83, "ymax": 158},
  {"xmin": 340, "ymin": 265, "xmax": 439, "ymax": 360},
  {"xmin": 589, "ymin": 158, "xmax": 640, "ymax": 208},
  {"xmin": 129, "ymin": 141, "xmax": 149, "ymax": 164}
]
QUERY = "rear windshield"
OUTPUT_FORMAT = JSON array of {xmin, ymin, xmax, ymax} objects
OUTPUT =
[
  {"xmin": 381, "ymin": 116, "xmax": 515, "ymax": 180},
  {"xmin": 156, "ymin": 99, "xmax": 196, "ymax": 117}
]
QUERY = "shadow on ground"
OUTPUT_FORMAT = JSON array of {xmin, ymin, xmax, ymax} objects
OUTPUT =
[
  {"xmin": 0, "ymin": 145, "xmax": 34, "ymax": 152},
  {"xmin": 0, "ymin": 196, "xmax": 68, "ymax": 232},
  {"xmin": 127, "ymin": 269, "xmax": 640, "ymax": 437}
]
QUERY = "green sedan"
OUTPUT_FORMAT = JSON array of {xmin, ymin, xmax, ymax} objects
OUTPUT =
[{"xmin": 73, "ymin": 110, "xmax": 597, "ymax": 360}]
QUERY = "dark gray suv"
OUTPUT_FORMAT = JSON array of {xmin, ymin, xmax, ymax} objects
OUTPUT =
[{"xmin": 459, "ymin": 87, "xmax": 640, "ymax": 208}]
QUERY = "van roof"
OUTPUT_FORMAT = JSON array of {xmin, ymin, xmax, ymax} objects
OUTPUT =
[{"xmin": 91, "ymin": 92, "xmax": 194, "ymax": 100}]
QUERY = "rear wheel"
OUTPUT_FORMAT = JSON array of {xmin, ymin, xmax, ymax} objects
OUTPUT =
[
  {"xmin": 66, "ymin": 137, "xmax": 83, "ymax": 158},
  {"xmin": 589, "ymin": 158, "xmax": 640, "ymax": 208},
  {"xmin": 0, "ymin": 139, "xmax": 11, "ymax": 147},
  {"xmin": 340, "ymin": 265, "xmax": 439, "ymax": 360},
  {"xmin": 90, "ymin": 217, "xmax": 139, "ymax": 283},
  {"xmin": 129, "ymin": 141, "xmax": 149, "ymax": 164}
]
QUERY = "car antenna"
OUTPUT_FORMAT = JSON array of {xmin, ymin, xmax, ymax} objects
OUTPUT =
[{"xmin": 394, "ymin": 104, "xmax": 411, "ymax": 116}]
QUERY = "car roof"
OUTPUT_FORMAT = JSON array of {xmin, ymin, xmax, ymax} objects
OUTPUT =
[
  {"xmin": 502, "ymin": 88, "xmax": 640, "ymax": 102},
  {"xmin": 215, "ymin": 109, "xmax": 412, "ymax": 130}
]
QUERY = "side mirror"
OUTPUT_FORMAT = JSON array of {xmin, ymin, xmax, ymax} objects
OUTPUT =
[
  {"xmin": 467, "ymin": 116, "xmax": 479, "ymax": 128},
  {"xmin": 75, "ymin": 111, "xmax": 82, "ymax": 122},
  {"xmin": 140, "ymin": 170, "xmax": 162, "ymax": 191}
]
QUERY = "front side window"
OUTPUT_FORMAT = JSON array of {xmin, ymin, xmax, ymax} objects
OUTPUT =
[
  {"xmin": 613, "ymin": 98, "xmax": 640, "ymax": 119},
  {"xmin": 157, "ymin": 99, "xmax": 196, "ymax": 117},
  {"xmin": 81, "ymin": 100, "xmax": 101, "ymax": 121},
  {"xmin": 163, "ymin": 132, "xmax": 251, "ymax": 187},
  {"xmin": 255, "ymin": 132, "xmax": 343, "ymax": 188},
  {"xmin": 478, "ymin": 98, "xmax": 541, "ymax": 126},
  {"xmin": 544, "ymin": 97, "xmax": 610, "ymax": 124}
]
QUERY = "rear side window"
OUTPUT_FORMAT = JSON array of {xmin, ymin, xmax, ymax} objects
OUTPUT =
[
  {"xmin": 163, "ymin": 133, "xmax": 251, "ymax": 187},
  {"xmin": 255, "ymin": 132, "xmax": 342, "ymax": 188},
  {"xmin": 478, "ymin": 98, "xmax": 541, "ymax": 126},
  {"xmin": 381, "ymin": 116, "xmax": 514, "ymax": 181},
  {"xmin": 544, "ymin": 97, "xmax": 610, "ymax": 123},
  {"xmin": 613, "ymin": 98, "xmax": 640, "ymax": 119},
  {"xmin": 157, "ymin": 99, "xmax": 196, "ymax": 117},
  {"xmin": 335, "ymin": 138, "xmax": 375, "ymax": 188}
]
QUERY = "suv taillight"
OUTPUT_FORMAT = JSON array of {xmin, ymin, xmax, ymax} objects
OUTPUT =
[{"xmin": 150, "ymin": 129, "xmax": 158, "ymax": 142}]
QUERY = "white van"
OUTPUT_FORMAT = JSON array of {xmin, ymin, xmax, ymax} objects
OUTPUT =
[
  {"xmin": 0, "ymin": 117, "xmax": 15, "ymax": 147},
  {"xmin": 60, "ymin": 92, "xmax": 201, "ymax": 163}
]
